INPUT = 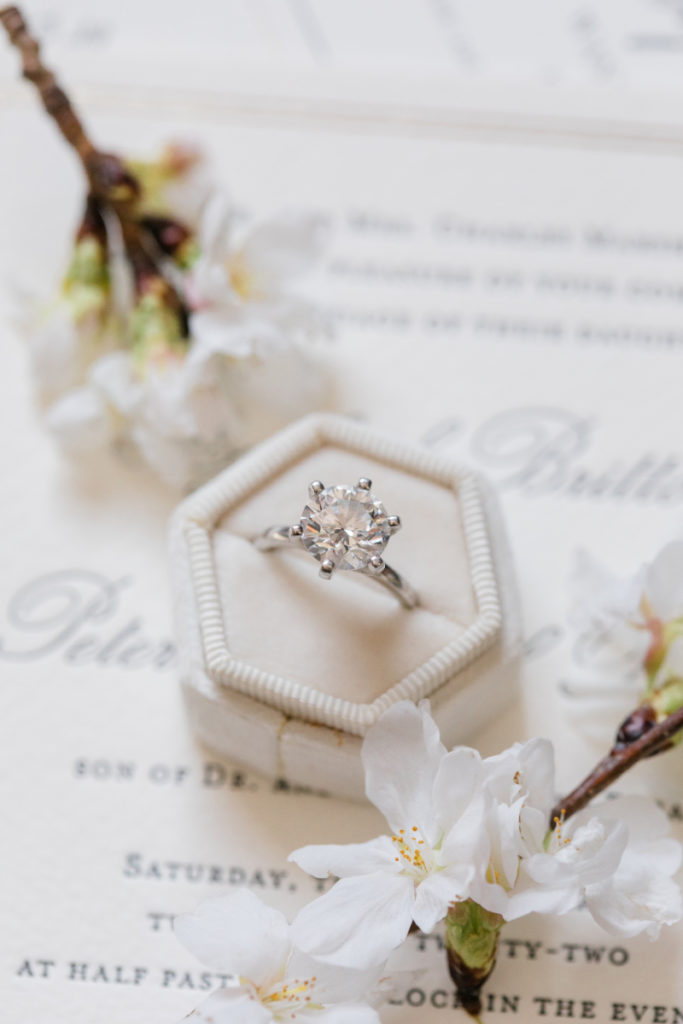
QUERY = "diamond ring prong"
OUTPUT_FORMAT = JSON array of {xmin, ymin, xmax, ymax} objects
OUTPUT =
[
  {"xmin": 253, "ymin": 477, "xmax": 417, "ymax": 607},
  {"xmin": 319, "ymin": 558, "xmax": 335, "ymax": 580}
]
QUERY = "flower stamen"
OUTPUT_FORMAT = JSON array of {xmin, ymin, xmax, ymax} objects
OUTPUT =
[
  {"xmin": 391, "ymin": 825, "xmax": 430, "ymax": 874},
  {"xmin": 261, "ymin": 973, "xmax": 321, "ymax": 1018},
  {"xmin": 228, "ymin": 257, "xmax": 255, "ymax": 301},
  {"xmin": 551, "ymin": 810, "xmax": 572, "ymax": 847}
]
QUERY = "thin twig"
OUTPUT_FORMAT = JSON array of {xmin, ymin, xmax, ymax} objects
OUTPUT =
[
  {"xmin": 551, "ymin": 704, "xmax": 683, "ymax": 826},
  {"xmin": 0, "ymin": 5, "xmax": 138, "ymax": 204},
  {"xmin": 1, "ymin": 5, "xmax": 193, "ymax": 335},
  {"xmin": 0, "ymin": 5, "xmax": 93, "ymax": 158}
]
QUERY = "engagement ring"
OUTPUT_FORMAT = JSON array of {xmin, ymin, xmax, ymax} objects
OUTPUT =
[{"xmin": 253, "ymin": 478, "xmax": 418, "ymax": 609}]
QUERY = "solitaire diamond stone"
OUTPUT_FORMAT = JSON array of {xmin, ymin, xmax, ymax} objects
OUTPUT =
[{"xmin": 300, "ymin": 483, "xmax": 391, "ymax": 570}]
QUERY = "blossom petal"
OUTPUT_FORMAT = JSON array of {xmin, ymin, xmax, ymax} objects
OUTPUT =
[
  {"xmin": 486, "ymin": 797, "xmax": 526, "ymax": 890},
  {"xmin": 26, "ymin": 301, "xmax": 85, "ymax": 399},
  {"xmin": 497, "ymin": 871, "xmax": 582, "ymax": 920},
  {"xmin": 290, "ymin": 872, "xmax": 415, "ymax": 968},
  {"xmin": 586, "ymin": 869, "xmax": 683, "ymax": 940},
  {"xmin": 517, "ymin": 738, "xmax": 555, "ymax": 817},
  {"xmin": 198, "ymin": 192, "xmax": 234, "ymax": 262},
  {"xmin": 285, "ymin": 950, "xmax": 383, "ymax": 1005},
  {"xmin": 239, "ymin": 211, "xmax": 326, "ymax": 293},
  {"xmin": 185, "ymin": 323, "xmax": 327, "ymax": 452},
  {"xmin": 312, "ymin": 1006, "xmax": 381, "ymax": 1024},
  {"xmin": 565, "ymin": 548, "xmax": 650, "ymax": 714},
  {"xmin": 635, "ymin": 837, "xmax": 683, "ymax": 878},
  {"xmin": 362, "ymin": 700, "xmax": 446, "ymax": 841},
  {"xmin": 526, "ymin": 816, "xmax": 627, "ymax": 889},
  {"xmin": 568, "ymin": 549, "xmax": 644, "ymax": 633},
  {"xmin": 431, "ymin": 747, "xmax": 481, "ymax": 836},
  {"xmin": 661, "ymin": 636, "xmax": 683, "ymax": 683},
  {"xmin": 188, "ymin": 313, "xmax": 286, "ymax": 370},
  {"xmin": 174, "ymin": 891, "xmax": 290, "ymax": 985},
  {"xmin": 646, "ymin": 541, "xmax": 683, "ymax": 621},
  {"xmin": 45, "ymin": 386, "xmax": 114, "ymax": 453},
  {"xmin": 583, "ymin": 795, "xmax": 682, "ymax": 941},
  {"xmin": 89, "ymin": 352, "xmax": 141, "ymax": 417},
  {"xmin": 439, "ymin": 793, "xmax": 489, "ymax": 868},
  {"xmin": 288, "ymin": 836, "xmax": 399, "ymax": 879},
  {"xmin": 413, "ymin": 867, "xmax": 472, "ymax": 933},
  {"xmin": 187, "ymin": 311, "xmax": 256, "ymax": 361},
  {"xmin": 184, "ymin": 987, "xmax": 272, "ymax": 1024}
]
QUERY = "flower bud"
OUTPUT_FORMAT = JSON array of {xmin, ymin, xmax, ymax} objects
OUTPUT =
[
  {"xmin": 140, "ymin": 215, "xmax": 198, "ymax": 268},
  {"xmin": 445, "ymin": 900, "xmax": 504, "ymax": 1018},
  {"xmin": 125, "ymin": 142, "xmax": 204, "ymax": 222},
  {"xmin": 615, "ymin": 705, "xmax": 657, "ymax": 748},
  {"xmin": 652, "ymin": 678, "xmax": 683, "ymax": 722},
  {"xmin": 61, "ymin": 199, "xmax": 110, "ymax": 326},
  {"xmin": 85, "ymin": 151, "xmax": 140, "ymax": 205},
  {"xmin": 129, "ymin": 274, "xmax": 188, "ymax": 373}
]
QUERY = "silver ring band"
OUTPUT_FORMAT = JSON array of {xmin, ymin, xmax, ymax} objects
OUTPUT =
[{"xmin": 254, "ymin": 525, "xmax": 418, "ymax": 609}]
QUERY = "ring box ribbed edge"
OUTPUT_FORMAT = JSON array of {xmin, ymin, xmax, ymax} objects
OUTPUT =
[{"xmin": 168, "ymin": 413, "xmax": 523, "ymax": 801}]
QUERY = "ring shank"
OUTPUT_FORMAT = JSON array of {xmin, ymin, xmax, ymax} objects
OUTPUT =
[{"xmin": 253, "ymin": 526, "xmax": 418, "ymax": 610}]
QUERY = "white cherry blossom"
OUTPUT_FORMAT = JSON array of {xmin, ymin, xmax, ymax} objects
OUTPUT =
[
  {"xmin": 125, "ymin": 140, "xmax": 212, "ymax": 230},
  {"xmin": 289, "ymin": 701, "xmax": 486, "ymax": 967},
  {"xmin": 45, "ymin": 318, "xmax": 328, "ymax": 490},
  {"xmin": 469, "ymin": 740, "xmax": 682, "ymax": 938},
  {"xmin": 582, "ymin": 797, "xmax": 683, "ymax": 939},
  {"xmin": 37, "ymin": 191, "xmax": 330, "ymax": 491},
  {"xmin": 23, "ymin": 300, "xmax": 112, "ymax": 405},
  {"xmin": 291, "ymin": 702, "xmax": 682, "ymax": 973},
  {"xmin": 175, "ymin": 889, "xmax": 382, "ymax": 1024},
  {"xmin": 16, "ymin": 225, "xmax": 118, "ymax": 406},
  {"xmin": 20, "ymin": 149, "xmax": 329, "ymax": 490},
  {"xmin": 189, "ymin": 193, "xmax": 328, "ymax": 352},
  {"xmin": 569, "ymin": 542, "xmax": 683, "ymax": 676},
  {"xmin": 44, "ymin": 383, "xmax": 117, "ymax": 454},
  {"xmin": 565, "ymin": 543, "xmax": 683, "ymax": 740}
]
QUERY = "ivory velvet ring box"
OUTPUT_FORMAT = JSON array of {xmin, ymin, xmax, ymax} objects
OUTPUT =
[{"xmin": 169, "ymin": 413, "xmax": 522, "ymax": 801}]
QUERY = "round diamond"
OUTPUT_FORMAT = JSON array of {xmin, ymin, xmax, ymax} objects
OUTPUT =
[{"xmin": 300, "ymin": 483, "xmax": 391, "ymax": 570}]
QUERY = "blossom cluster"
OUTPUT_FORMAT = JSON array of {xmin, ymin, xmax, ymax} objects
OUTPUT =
[
  {"xmin": 566, "ymin": 541, "xmax": 683, "ymax": 741},
  {"xmin": 175, "ymin": 702, "xmax": 682, "ymax": 1022},
  {"xmin": 176, "ymin": 889, "xmax": 384, "ymax": 1024},
  {"xmin": 21, "ymin": 145, "xmax": 329, "ymax": 491}
]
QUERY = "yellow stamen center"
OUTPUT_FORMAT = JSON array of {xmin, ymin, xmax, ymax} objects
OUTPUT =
[
  {"xmin": 228, "ymin": 257, "xmax": 255, "ymax": 300},
  {"xmin": 391, "ymin": 826, "xmax": 429, "ymax": 874},
  {"xmin": 260, "ymin": 974, "xmax": 320, "ymax": 1018},
  {"xmin": 553, "ymin": 809, "xmax": 572, "ymax": 847}
]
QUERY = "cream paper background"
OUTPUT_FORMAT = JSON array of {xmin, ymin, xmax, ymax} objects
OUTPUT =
[
  {"xmin": 2, "ymin": 30, "xmax": 683, "ymax": 1024},
  {"xmin": 13, "ymin": 0, "xmax": 683, "ymax": 89}
]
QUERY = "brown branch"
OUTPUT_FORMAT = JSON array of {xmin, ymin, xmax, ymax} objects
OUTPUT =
[
  {"xmin": 551, "ymin": 703, "xmax": 683, "ymax": 826},
  {"xmin": 76, "ymin": 194, "xmax": 107, "ymax": 244},
  {"xmin": 0, "ymin": 6, "xmax": 138, "ymax": 204},
  {"xmin": 1, "ymin": 5, "xmax": 191, "ymax": 339},
  {"xmin": 0, "ymin": 6, "xmax": 93, "ymax": 158},
  {"xmin": 140, "ymin": 215, "xmax": 192, "ymax": 259}
]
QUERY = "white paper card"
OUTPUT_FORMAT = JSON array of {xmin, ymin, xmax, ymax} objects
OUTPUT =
[{"xmin": 1, "ymin": 58, "xmax": 682, "ymax": 1024}]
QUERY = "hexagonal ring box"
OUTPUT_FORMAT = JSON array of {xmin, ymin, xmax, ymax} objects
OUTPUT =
[{"xmin": 169, "ymin": 413, "xmax": 522, "ymax": 801}]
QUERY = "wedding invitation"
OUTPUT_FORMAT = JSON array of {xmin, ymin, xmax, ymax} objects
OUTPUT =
[{"xmin": 1, "ymin": 14, "xmax": 683, "ymax": 1022}]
